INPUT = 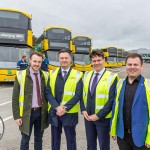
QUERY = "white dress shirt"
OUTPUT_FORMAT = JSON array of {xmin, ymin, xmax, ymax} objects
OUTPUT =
[
  {"xmin": 61, "ymin": 67, "xmax": 70, "ymax": 78},
  {"xmin": 90, "ymin": 68, "xmax": 105, "ymax": 91}
]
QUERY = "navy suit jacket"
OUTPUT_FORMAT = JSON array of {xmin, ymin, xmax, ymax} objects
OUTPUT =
[
  {"xmin": 45, "ymin": 68, "xmax": 83, "ymax": 126},
  {"xmin": 80, "ymin": 70, "xmax": 118, "ymax": 126}
]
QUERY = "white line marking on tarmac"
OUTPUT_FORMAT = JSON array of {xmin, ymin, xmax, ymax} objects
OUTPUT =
[
  {"xmin": 0, "ymin": 101, "xmax": 12, "ymax": 107},
  {"xmin": 0, "ymin": 87, "xmax": 13, "ymax": 90},
  {"xmin": 3, "ymin": 116, "xmax": 13, "ymax": 122}
]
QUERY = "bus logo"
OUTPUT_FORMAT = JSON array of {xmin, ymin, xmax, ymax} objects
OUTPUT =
[{"xmin": 8, "ymin": 70, "xmax": 12, "ymax": 75}]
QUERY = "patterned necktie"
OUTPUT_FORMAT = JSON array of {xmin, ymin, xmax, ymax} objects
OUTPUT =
[
  {"xmin": 91, "ymin": 73, "xmax": 99, "ymax": 96},
  {"xmin": 63, "ymin": 71, "xmax": 67, "ymax": 81},
  {"xmin": 33, "ymin": 73, "xmax": 42, "ymax": 107}
]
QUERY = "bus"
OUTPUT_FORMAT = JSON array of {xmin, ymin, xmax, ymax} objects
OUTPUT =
[
  {"xmin": 35, "ymin": 26, "xmax": 73, "ymax": 70},
  {"xmin": 117, "ymin": 48, "xmax": 124, "ymax": 67},
  {"xmin": 72, "ymin": 35, "xmax": 92, "ymax": 72},
  {"xmin": 122, "ymin": 50, "xmax": 130, "ymax": 65},
  {"xmin": 0, "ymin": 8, "xmax": 33, "ymax": 82},
  {"xmin": 101, "ymin": 46, "xmax": 118, "ymax": 67},
  {"xmin": 140, "ymin": 53, "xmax": 150, "ymax": 63},
  {"xmin": 138, "ymin": 49, "xmax": 150, "ymax": 63}
]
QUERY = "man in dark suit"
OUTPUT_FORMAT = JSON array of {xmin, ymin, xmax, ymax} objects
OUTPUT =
[
  {"xmin": 45, "ymin": 49, "xmax": 83, "ymax": 150},
  {"xmin": 80, "ymin": 50, "xmax": 118, "ymax": 150}
]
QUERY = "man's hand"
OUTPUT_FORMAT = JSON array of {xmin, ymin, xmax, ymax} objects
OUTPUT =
[
  {"xmin": 55, "ymin": 106, "xmax": 66, "ymax": 116},
  {"xmin": 82, "ymin": 111, "xmax": 90, "ymax": 121},
  {"xmin": 15, "ymin": 118, "xmax": 22, "ymax": 126},
  {"xmin": 145, "ymin": 143, "xmax": 150, "ymax": 148},
  {"xmin": 110, "ymin": 135, "xmax": 117, "ymax": 141},
  {"xmin": 88, "ymin": 114, "xmax": 99, "ymax": 121}
]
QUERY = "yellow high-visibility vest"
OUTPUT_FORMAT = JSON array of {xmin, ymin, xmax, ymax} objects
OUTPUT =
[
  {"xmin": 110, "ymin": 79, "xmax": 124, "ymax": 136},
  {"xmin": 48, "ymin": 68, "xmax": 83, "ymax": 113},
  {"xmin": 83, "ymin": 70, "xmax": 118, "ymax": 118},
  {"xmin": 17, "ymin": 70, "xmax": 48, "ymax": 117}
]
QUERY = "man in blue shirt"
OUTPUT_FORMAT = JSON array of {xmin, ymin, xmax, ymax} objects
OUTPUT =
[
  {"xmin": 17, "ymin": 55, "xmax": 28, "ymax": 70},
  {"xmin": 41, "ymin": 53, "xmax": 49, "ymax": 72}
]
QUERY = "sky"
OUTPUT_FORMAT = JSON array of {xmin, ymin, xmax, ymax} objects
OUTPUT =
[{"xmin": 1, "ymin": 0, "xmax": 150, "ymax": 50}]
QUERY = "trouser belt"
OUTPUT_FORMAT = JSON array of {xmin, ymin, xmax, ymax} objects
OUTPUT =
[{"xmin": 31, "ymin": 107, "xmax": 41, "ymax": 111}]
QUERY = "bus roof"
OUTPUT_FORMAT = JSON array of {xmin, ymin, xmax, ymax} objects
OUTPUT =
[
  {"xmin": 72, "ymin": 35, "xmax": 92, "ymax": 40},
  {"xmin": 44, "ymin": 26, "xmax": 71, "ymax": 33},
  {"xmin": 101, "ymin": 46, "xmax": 118, "ymax": 49},
  {"xmin": 0, "ymin": 8, "xmax": 31, "ymax": 19}
]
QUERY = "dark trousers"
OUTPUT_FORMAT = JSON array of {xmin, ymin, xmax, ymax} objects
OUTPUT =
[
  {"xmin": 117, "ymin": 131, "xmax": 150, "ymax": 150},
  {"xmin": 85, "ymin": 119, "xmax": 110, "ymax": 150},
  {"xmin": 51, "ymin": 119, "xmax": 76, "ymax": 150},
  {"xmin": 20, "ymin": 110, "xmax": 43, "ymax": 150}
]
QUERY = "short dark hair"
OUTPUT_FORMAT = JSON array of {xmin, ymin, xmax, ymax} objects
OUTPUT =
[
  {"xmin": 22, "ymin": 55, "xmax": 27, "ymax": 59},
  {"xmin": 125, "ymin": 53, "xmax": 143, "ymax": 65},
  {"xmin": 58, "ymin": 49, "xmax": 71, "ymax": 56},
  {"xmin": 89, "ymin": 50, "xmax": 104, "ymax": 60},
  {"xmin": 30, "ymin": 52, "xmax": 43, "ymax": 59}
]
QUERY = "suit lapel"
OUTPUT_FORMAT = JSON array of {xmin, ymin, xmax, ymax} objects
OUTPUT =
[
  {"xmin": 119, "ymin": 80, "xmax": 126, "ymax": 111},
  {"xmin": 132, "ymin": 76, "xmax": 144, "ymax": 108}
]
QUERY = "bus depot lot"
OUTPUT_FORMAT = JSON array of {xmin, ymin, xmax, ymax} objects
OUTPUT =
[{"xmin": 1, "ymin": 64, "xmax": 150, "ymax": 150}]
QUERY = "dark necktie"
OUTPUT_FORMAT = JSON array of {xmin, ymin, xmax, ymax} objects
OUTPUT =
[
  {"xmin": 63, "ymin": 71, "xmax": 67, "ymax": 81},
  {"xmin": 91, "ymin": 73, "xmax": 99, "ymax": 96},
  {"xmin": 33, "ymin": 73, "xmax": 42, "ymax": 107}
]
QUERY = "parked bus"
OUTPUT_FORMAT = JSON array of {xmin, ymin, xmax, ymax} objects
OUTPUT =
[
  {"xmin": 0, "ymin": 8, "xmax": 33, "ymax": 82},
  {"xmin": 101, "ymin": 46, "xmax": 118, "ymax": 67},
  {"xmin": 138, "ymin": 49, "xmax": 150, "ymax": 63},
  {"xmin": 122, "ymin": 50, "xmax": 130, "ymax": 66},
  {"xmin": 72, "ymin": 35, "xmax": 92, "ymax": 72},
  {"xmin": 35, "ymin": 26, "xmax": 73, "ymax": 70},
  {"xmin": 140, "ymin": 53, "xmax": 150, "ymax": 63},
  {"xmin": 117, "ymin": 48, "xmax": 124, "ymax": 67}
]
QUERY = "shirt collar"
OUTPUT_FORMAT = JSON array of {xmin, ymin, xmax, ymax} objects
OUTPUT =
[
  {"xmin": 29, "ymin": 67, "xmax": 40, "ymax": 75},
  {"xmin": 126, "ymin": 75, "xmax": 141, "ymax": 83},
  {"xmin": 61, "ymin": 67, "xmax": 70, "ymax": 74},
  {"xmin": 94, "ymin": 68, "xmax": 105, "ymax": 75}
]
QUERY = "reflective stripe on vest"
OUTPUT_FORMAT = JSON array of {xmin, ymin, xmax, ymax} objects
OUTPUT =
[
  {"xmin": 48, "ymin": 68, "xmax": 83, "ymax": 113},
  {"xmin": 17, "ymin": 70, "xmax": 26, "ymax": 117},
  {"xmin": 96, "ymin": 94, "xmax": 108, "ymax": 98},
  {"xmin": 83, "ymin": 70, "xmax": 118, "ymax": 118},
  {"xmin": 17, "ymin": 70, "xmax": 48, "ymax": 117}
]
